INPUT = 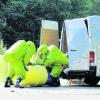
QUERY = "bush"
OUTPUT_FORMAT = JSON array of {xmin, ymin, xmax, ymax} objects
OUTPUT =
[{"xmin": 0, "ymin": 40, "xmax": 7, "ymax": 54}]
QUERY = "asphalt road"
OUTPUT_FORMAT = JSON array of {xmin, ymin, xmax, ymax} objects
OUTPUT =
[{"xmin": 1, "ymin": 79, "xmax": 100, "ymax": 100}]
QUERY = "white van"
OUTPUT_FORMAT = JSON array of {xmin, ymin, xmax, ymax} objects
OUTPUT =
[{"xmin": 60, "ymin": 15, "xmax": 100, "ymax": 85}]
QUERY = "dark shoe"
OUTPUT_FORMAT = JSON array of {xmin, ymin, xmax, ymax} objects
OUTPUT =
[
  {"xmin": 15, "ymin": 78, "xmax": 24, "ymax": 88},
  {"xmin": 4, "ymin": 77, "xmax": 11, "ymax": 87},
  {"xmin": 46, "ymin": 76, "xmax": 60, "ymax": 87},
  {"xmin": 52, "ymin": 78, "xmax": 60, "ymax": 87},
  {"xmin": 9, "ymin": 79, "xmax": 13, "ymax": 85},
  {"xmin": 4, "ymin": 82, "xmax": 10, "ymax": 87}
]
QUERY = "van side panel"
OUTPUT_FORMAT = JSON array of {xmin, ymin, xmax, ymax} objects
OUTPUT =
[{"xmin": 65, "ymin": 19, "xmax": 89, "ymax": 70}]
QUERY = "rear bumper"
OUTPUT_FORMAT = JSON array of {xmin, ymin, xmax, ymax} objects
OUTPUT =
[{"xmin": 61, "ymin": 66, "xmax": 98, "ymax": 79}]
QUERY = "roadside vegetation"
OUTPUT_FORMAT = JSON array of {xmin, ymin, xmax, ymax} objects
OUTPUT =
[{"xmin": 0, "ymin": 0, "xmax": 100, "ymax": 48}]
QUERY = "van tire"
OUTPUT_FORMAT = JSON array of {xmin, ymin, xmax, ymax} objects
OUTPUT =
[{"xmin": 84, "ymin": 77, "xmax": 99, "ymax": 85}]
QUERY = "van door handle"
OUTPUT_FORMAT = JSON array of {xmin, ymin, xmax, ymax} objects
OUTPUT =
[{"xmin": 70, "ymin": 49, "xmax": 77, "ymax": 51}]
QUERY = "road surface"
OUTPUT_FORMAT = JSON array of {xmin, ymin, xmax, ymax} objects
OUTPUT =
[{"xmin": 0, "ymin": 79, "xmax": 100, "ymax": 100}]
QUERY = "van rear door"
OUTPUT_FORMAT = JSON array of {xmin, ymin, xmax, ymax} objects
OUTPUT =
[{"xmin": 64, "ymin": 18, "xmax": 89, "ymax": 70}]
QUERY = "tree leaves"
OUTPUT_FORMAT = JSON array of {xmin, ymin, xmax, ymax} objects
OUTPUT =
[{"xmin": 0, "ymin": 0, "xmax": 98, "ymax": 48}]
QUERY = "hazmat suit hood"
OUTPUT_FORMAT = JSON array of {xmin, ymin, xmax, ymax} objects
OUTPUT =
[
  {"xmin": 23, "ymin": 41, "xmax": 36, "ymax": 66},
  {"xmin": 37, "ymin": 44, "xmax": 49, "ymax": 63}
]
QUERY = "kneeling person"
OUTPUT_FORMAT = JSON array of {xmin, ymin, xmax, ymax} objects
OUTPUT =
[
  {"xmin": 4, "ymin": 40, "xmax": 36, "ymax": 88},
  {"xmin": 36, "ymin": 44, "xmax": 69, "ymax": 87}
]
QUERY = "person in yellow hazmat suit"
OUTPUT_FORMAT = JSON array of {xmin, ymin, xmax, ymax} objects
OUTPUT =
[
  {"xmin": 35, "ymin": 44, "xmax": 69, "ymax": 87},
  {"xmin": 4, "ymin": 40, "xmax": 36, "ymax": 88}
]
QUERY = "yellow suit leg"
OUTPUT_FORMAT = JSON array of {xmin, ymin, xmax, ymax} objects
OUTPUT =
[
  {"xmin": 8, "ymin": 63, "xmax": 15, "ymax": 79},
  {"xmin": 15, "ymin": 60, "xmax": 26, "ymax": 80}
]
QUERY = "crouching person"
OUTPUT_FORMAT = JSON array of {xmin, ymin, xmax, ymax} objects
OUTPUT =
[
  {"xmin": 4, "ymin": 40, "xmax": 36, "ymax": 88},
  {"xmin": 36, "ymin": 44, "xmax": 69, "ymax": 87}
]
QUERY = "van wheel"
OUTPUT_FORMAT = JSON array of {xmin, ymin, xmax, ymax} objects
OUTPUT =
[{"xmin": 84, "ymin": 77, "xmax": 99, "ymax": 85}]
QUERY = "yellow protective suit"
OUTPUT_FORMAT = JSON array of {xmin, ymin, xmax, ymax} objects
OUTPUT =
[
  {"xmin": 44, "ymin": 45, "xmax": 68, "ymax": 66},
  {"xmin": 20, "ymin": 65, "xmax": 48, "ymax": 87},
  {"xmin": 33, "ymin": 44, "xmax": 69, "ymax": 78},
  {"xmin": 4, "ymin": 40, "xmax": 36, "ymax": 80},
  {"xmin": 0, "ymin": 55, "xmax": 8, "ymax": 83},
  {"xmin": 4, "ymin": 40, "xmax": 27, "ymax": 63},
  {"xmin": 44, "ymin": 45, "xmax": 68, "ymax": 78}
]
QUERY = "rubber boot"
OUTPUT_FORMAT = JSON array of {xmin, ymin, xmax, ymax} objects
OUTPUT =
[
  {"xmin": 52, "ymin": 78, "xmax": 60, "ymax": 87},
  {"xmin": 46, "ymin": 76, "xmax": 60, "ymax": 87},
  {"xmin": 15, "ymin": 78, "xmax": 24, "ymax": 88},
  {"xmin": 9, "ymin": 79, "xmax": 13, "ymax": 85},
  {"xmin": 4, "ymin": 77, "xmax": 11, "ymax": 87}
]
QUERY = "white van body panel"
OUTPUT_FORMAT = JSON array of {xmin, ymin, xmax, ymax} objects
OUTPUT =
[
  {"xmin": 63, "ymin": 18, "xmax": 89, "ymax": 70},
  {"xmin": 61, "ymin": 15, "xmax": 100, "ymax": 78},
  {"xmin": 87, "ymin": 16, "xmax": 100, "ymax": 76}
]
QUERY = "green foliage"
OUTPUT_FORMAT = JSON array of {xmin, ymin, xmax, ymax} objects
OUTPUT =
[
  {"xmin": 90, "ymin": 0, "xmax": 100, "ymax": 15},
  {"xmin": 0, "ymin": 39, "xmax": 7, "ymax": 54},
  {"xmin": 0, "ymin": 0, "xmax": 99, "ymax": 48}
]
